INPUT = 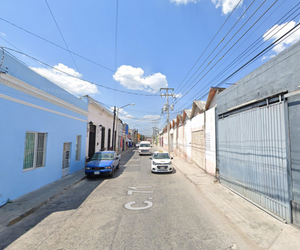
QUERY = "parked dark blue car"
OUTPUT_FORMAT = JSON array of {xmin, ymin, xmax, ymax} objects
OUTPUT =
[{"xmin": 85, "ymin": 151, "xmax": 121, "ymax": 178}]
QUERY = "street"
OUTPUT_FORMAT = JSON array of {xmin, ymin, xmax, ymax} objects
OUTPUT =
[{"xmin": 3, "ymin": 148, "xmax": 258, "ymax": 250}]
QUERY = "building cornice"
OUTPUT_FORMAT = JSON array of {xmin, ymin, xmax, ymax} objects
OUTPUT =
[
  {"xmin": 89, "ymin": 99, "xmax": 114, "ymax": 118},
  {"xmin": 0, "ymin": 73, "xmax": 88, "ymax": 117}
]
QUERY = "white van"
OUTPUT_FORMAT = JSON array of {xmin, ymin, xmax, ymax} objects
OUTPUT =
[{"xmin": 138, "ymin": 141, "xmax": 152, "ymax": 155}]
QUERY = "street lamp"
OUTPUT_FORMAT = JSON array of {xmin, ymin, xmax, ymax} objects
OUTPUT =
[{"xmin": 113, "ymin": 103, "xmax": 135, "ymax": 152}]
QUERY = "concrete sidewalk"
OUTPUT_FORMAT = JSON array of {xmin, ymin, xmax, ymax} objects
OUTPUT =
[
  {"xmin": 0, "ymin": 147, "xmax": 134, "ymax": 234},
  {"xmin": 166, "ymin": 150, "xmax": 300, "ymax": 250}
]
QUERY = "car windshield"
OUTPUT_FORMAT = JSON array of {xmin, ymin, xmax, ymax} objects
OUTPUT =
[
  {"xmin": 153, "ymin": 153, "xmax": 170, "ymax": 159},
  {"xmin": 91, "ymin": 153, "xmax": 114, "ymax": 160},
  {"xmin": 140, "ymin": 144, "xmax": 150, "ymax": 148}
]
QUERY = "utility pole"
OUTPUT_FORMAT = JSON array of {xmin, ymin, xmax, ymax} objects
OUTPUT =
[
  {"xmin": 152, "ymin": 121, "xmax": 159, "ymax": 146},
  {"xmin": 160, "ymin": 88, "xmax": 174, "ymax": 155},
  {"xmin": 112, "ymin": 106, "xmax": 116, "ymax": 151}
]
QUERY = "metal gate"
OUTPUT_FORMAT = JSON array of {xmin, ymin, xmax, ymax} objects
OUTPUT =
[
  {"xmin": 218, "ymin": 101, "xmax": 291, "ymax": 222},
  {"xmin": 88, "ymin": 124, "xmax": 96, "ymax": 159},
  {"xmin": 62, "ymin": 142, "xmax": 71, "ymax": 178},
  {"xmin": 107, "ymin": 128, "xmax": 111, "ymax": 150},
  {"xmin": 100, "ymin": 126, "xmax": 105, "ymax": 151}
]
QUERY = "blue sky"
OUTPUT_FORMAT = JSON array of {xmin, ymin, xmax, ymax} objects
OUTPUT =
[{"xmin": 1, "ymin": 0, "xmax": 300, "ymax": 136}]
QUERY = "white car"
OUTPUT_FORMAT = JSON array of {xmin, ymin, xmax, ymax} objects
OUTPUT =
[
  {"xmin": 139, "ymin": 141, "xmax": 152, "ymax": 155},
  {"xmin": 150, "ymin": 151, "xmax": 173, "ymax": 173}
]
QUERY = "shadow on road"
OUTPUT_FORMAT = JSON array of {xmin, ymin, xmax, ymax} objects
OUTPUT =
[{"xmin": 0, "ymin": 150, "xmax": 137, "ymax": 249}]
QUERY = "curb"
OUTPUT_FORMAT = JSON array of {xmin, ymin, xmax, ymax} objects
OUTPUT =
[
  {"xmin": 5, "ymin": 149, "xmax": 134, "ymax": 227},
  {"xmin": 7, "ymin": 175, "xmax": 86, "ymax": 227}
]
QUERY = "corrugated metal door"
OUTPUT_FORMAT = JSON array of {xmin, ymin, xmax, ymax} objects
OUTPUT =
[
  {"xmin": 219, "ymin": 102, "xmax": 291, "ymax": 222},
  {"xmin": 288, "ymin": 94, "xmax": 300, "ymax": 226}
]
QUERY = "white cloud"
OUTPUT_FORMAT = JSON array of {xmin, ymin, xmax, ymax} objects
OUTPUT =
[
  {"xmin": 261, "ymin": 54, "xmax": 276, "ymax": 62},
  {"xmin": 113, "ymin": 65, "xmax": 168, "ymax": 93},
  {"xmin": 261, "ymin": 56, "xmax": 268, "ymax": 61},
  {"xmin": 143, "ymin": 114, "xmax": 161, "ymax": 120},
  {"xmin": 212, "ymin": 0, "xmax": 243, "ymax": 15},
  {"xmin": 170, "ymin": 0, "xmax": 199, "ymax": 5},
  {"xmin": 125, "ymin": 114, "xmax": 134, "ymax": 119},
  {"xmin": 263, "ymin": 20, "xmax": 300, "ymax": 54},
  {"xmin": 30, "ymin": 63, "xmax": 98, "ymax": 96},
  {"xmin": 174, "ymin": 93, "xmax": 182, "ymax": 98}
]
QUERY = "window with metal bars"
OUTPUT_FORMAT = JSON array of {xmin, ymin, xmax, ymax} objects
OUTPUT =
[
  {"xmin": 75, "ymin": 135, "xmax": 81, "ymax": 161},
  {"xmin": 23, "ymin": 132, "xmax": 47, "ymax": 170}
]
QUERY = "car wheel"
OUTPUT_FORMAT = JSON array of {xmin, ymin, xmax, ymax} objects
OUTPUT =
[{"xmin": 109, "ymin": 168, "xmax": 115, "ymax": 178}]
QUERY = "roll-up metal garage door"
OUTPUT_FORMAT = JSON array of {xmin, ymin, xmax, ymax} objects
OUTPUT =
[{"xmin": 218, "ymin": 101, "xmax": 291, "ymax": 222}]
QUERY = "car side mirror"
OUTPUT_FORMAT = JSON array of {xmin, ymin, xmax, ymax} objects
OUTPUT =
[
  {"xmin": 149, "ymin": 157, "xmax": 153, "ymax": 160},
  {"xmin": 171, "ymin": 157, "xmax": 173, "ymax": 160}
]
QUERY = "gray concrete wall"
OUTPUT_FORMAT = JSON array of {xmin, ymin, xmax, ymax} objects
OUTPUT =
[{"xmin": 217, "ymin": 40, "xmax": 300, "ymax": 114}]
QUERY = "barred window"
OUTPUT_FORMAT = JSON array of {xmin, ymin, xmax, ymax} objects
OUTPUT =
[
  {"xmin": 23, "ymin": 132, "xmax": 47, "ymax": 170},
  {"xmin": 76, "ymin": 135, "xmax": 82, "ymax": 161}
]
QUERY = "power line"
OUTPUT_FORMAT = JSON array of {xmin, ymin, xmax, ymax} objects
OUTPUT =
[
  {"xmin": 179, "ymin": 0, "xmax": 270, "ymax": 99},
  {"xmin": 45, "ymin": 0, "xmax": 80, "ymax": 72},
  {"xmin": 176, "ymin": 0, "xmax": 244, "ymax": 93},
  {"xmin": 114, "ymin": 0, "xmax": 119, "ymax": 105},
  {"xmin": 185, "ymin": 1, "xmax": 300, "ymax": 104},
  {"xmin": 1, "ymin": 47, "xmax": 160, "ymax": 97},
  {"xmin": 0, "ymin": 17, "xmax": 150, "ymax": 88},
  {"xmin": 168, "ymin": 20, "xmax": 300, "ymax": 120},
  {"xmin": 177, "ymin": 0, "xmax": 251, "ymax": 94},
  {"xmin": 115, "ymin": 0, "xmax": 119, "ymax": 71},
  {"xmin": 44, "ymin": 0, "xmax": 96, "ymax": 95},
  {"xmin": 177, "ymin": 0, "xmax": 279, "ymax": 105}
]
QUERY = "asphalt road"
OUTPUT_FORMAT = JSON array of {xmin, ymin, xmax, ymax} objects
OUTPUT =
[{"xmin": 4, "ymin": 148, "xmax": 256, "ymax": 250}]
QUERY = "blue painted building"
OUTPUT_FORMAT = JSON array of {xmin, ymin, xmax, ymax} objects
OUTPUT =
[{"xmin": 0, "ymin": 50, "xmax": 88, "ymax": 206}]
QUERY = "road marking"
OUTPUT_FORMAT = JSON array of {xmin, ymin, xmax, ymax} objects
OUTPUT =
[
  {"xmin": 124, "ymin": 201, "xmax": 153, "ymax": 210},
  {"xmin": 128, "ymin": 186, "xmax": 152, "ymax": 189},
  {"xmin": 127, "ymin": 190, "xmax": 153, "ymax": 195},
  {"xmin": 125, "ymin": 186, "xmax": 154, "ymax": 210}
]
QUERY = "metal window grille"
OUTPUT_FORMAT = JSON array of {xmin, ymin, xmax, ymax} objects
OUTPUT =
[
  {"xmin": 76, "ymin": 135, "xmax": 81, "ymax": 161},
  {"xmin": 23, "ymin": 132, "xmax": 47, "ymax": 170},
  {"xmin": 23, "ymin": 133, "xmax": 35, "ymax": 170}
]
